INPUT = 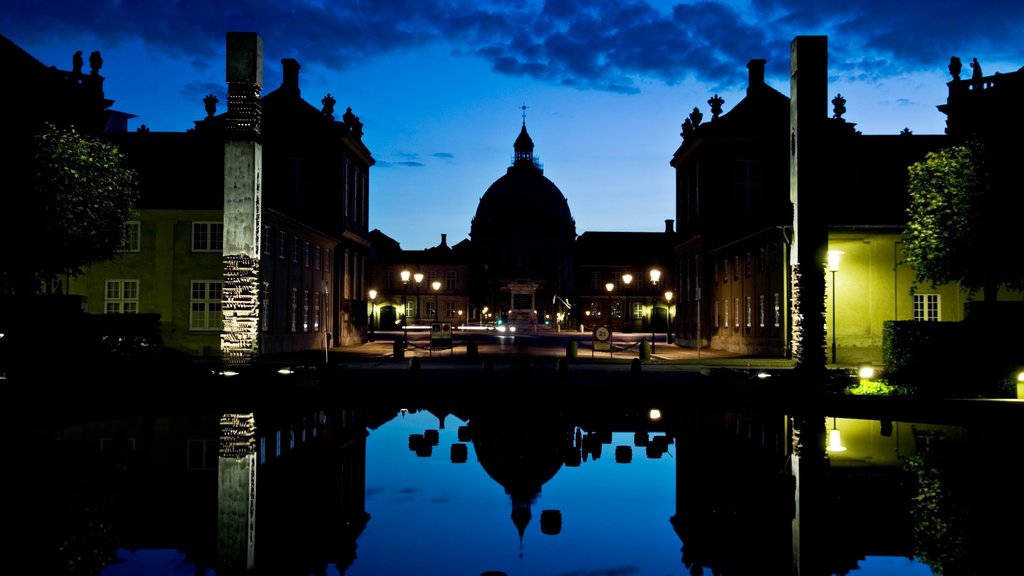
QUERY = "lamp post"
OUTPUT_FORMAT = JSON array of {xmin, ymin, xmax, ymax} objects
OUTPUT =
[
  {"xmin": 621, "ymin": 273, "xmax": 633, "ymax": 332},
  {"xmin": 649, "ymin": 268, "xmax": 661, "ymax": 353},
  {"xmin": 664, "ymin": 290, "xmax": 673, "ymax": 345},
  {"xmin": 368, "ymin": 289, "xmax": 377, "ymax": 342},
  {"xmin": 400, "ymin": 270, "xmax": 411, "ymax": 345},
  {"xmin": 605, "ymin": 282, "xmax": 615, "ymax": 355},
  {"xmin": 827, "ymin": 250, "xmax": 843, "ymax": 365},
  {"xmin": 414, "ymin": 272, "xmax": 424, "ymax": 323},
  {"xmin": 431, "ymin": 280, "xmax": 441, "ymax": 321}
]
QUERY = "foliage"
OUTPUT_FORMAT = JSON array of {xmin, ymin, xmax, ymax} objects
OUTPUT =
[
  {"xmin": 845, "ymin": 378, "xmax": 905, "ymax": 396},
  {"xmin": 0, "ymin": 123, "xmax": 139, "ymax": 294},
  {"xmin": 904, "ymin": 142, "xmax": 1022, "ymax": 301}
]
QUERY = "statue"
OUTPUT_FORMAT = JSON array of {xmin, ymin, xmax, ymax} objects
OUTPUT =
[
  {"xmin": 322, "ymin": 93, "xmax": 336, "ymax": 118},
  {"xmin": 343, "ymin": 107, "xmax": 363, "ymax": 138},
  {"xmin": 88, "ymin": 50, "xmax": 103, "ymax": 75},
  {"xmin": 948, "ymin": 56, "xmax": 962, "ymax": 81},
  {"xmin": 688, "ymin": 106, "xmax": 703, "ymax": 129},
  {"xmin": 203, "ymin": 94, "xmax": 218, "ymax": 118},
  {"xmin": 970, "ymin": 57, "xmax": 982, "ymax": 83},
  {"xmin": 831, "ymin": 93, "xmax": 846, "ymax": 120},
  {"xmin": 708, "ymin": 94, "xmax": 724, "ymax": 119},
  {"xmin": 681, "ymin": 117, "xmax": 693, "ymax": 140},
  {"xmin": 72, "ymin": 50, "xmax": 84, "ymax": 75}
]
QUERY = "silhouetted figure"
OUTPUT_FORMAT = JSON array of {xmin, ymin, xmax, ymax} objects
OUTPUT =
[
  {"xmin": 831, "ymin": 93, "xmax": 846, "ymax": 119},
  {"xmin": 708, "ymin": 94, "xmax": 724, "ymax": 119},
  {"xmin": 72, "ymin": 50, "xmax": 83, "ymax": 75},
  {"xmin": 949, "ymin": 56, "xmax": 962, "ymax": 81},
  {"xmin": 970, "ymin": 57, "xmax": 982, "ymax": 83},
  {"xmin": 89, "ymin": 50, "xmax": 103, "ymax": 75}
]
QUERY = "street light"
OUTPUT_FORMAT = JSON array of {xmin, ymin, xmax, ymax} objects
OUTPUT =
[
  {"xmin": 649, "ymin": 268, "xmax": 661, "ymax": 353},
  {"xmin": 431, "ymin": 280, "xmax": 441, "ymax": 321},
  {"xmin": 827, "ymin": 250, "xmax": 843, "ymax": 364},
  {"xmin": 414, "ymin": 272, "xmax": 424, "ymax": 323},
  {"xmin": 400, "ymin": 270, "xmax": 411, "ymax": 344},
  {"xmin": 621, "ymin": 273, "xmax": 633, "ymax": 332},
  {"xmin": 664, "ymin": 290, "xmax": 673, "ymax": 345},
  {"xmin": 605, "ymin": 282, "xmax": 615, "ymax": 355},
  {"xmin": 368, "ymin": 289, "xmax": 377, "ymax": 342}
]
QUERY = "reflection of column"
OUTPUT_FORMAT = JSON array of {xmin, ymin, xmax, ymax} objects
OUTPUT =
[
  {"xmin": 791, "ymin": 414, "xmax": 828, "ymax": 576},
  {"xmin": 218, "ymin": 413, "xmax": 257, "ymax": 572}
]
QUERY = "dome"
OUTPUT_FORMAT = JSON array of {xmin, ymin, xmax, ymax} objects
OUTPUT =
[{"xmin": 471, "ymin": 123, "xmax": 575, "ymax": 237}]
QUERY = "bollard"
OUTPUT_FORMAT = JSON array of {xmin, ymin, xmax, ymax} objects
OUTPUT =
[
  {"xmin": 409, "ymin": 357, "xmax": 421, "ymax": 371},
  {"xmin": 393, "ymin": 339, "xmax": 405, "ymax": 360},
  {"xmin": 467, "ymin": 335, "xmax": 478, "ymax": 359},
  {"xmin": 639, "ymin": 338, "xmax": 651, "ymax": 361},
  {"xmin": 631, "ymin": 357, "xmax": 642, "ymax": 374},
  {"xmin": 566, "ymin": 338, "xmax": 578, "ymax": 359}
]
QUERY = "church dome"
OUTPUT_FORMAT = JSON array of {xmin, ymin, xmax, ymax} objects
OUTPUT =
[{"xmin": 471, "ymin": 122, "xmax": 575, "ymax": 236}]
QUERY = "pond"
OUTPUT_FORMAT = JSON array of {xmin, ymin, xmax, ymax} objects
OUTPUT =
[{"xmin": 12, "ymin": 371, "xmax": 1020, "ymax": 576}]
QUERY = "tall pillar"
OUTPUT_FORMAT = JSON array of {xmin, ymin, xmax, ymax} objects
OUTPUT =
[
  {"xmin": 789, "ymin": 36, "xmax": 829, "ymax": 377},
  {"xmin": 221, "ymin": 32, "xmax": 263, "ymax": 365},
  {"xmin": 217, "ymin": 412, "xmax": 258, "ymax": 572}
]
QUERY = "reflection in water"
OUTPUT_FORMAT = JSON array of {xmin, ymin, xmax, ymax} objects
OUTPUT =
[{"xmin": 16, "ymin": 378, "xmax": 1021, "ymax": 575}]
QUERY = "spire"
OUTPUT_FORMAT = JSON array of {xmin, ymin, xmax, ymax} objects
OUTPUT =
[{"xmin": 513, "ymin": 104, "xmax": 535, "ymax": 166}]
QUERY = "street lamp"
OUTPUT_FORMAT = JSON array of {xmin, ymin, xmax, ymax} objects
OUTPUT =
[
  {"xmin": 827, "ymin": 250, "xmax": 843, "ymax": 364},
  {"xmin": 605, "ymin": 282, "xmax": 615, "ymax": 354},
  {"xmin": 368, "ymin": 289, "xmax": 377, "ymax": 342},
  {"xmin": 400, "ymin": 270, "xmax": 411, "ymax": 344},
  {"xmin": 414, "ymin": 272, "xmax": 424, "ymax": 323},
  {"xmin": 621, "ymin": 273, "xmax": 633, "ymax": 332},
  {"xmin": 649, "ymin": 269, "xmax": 661, "ymax": 353},
  {"xmin": 664, "ymin": 290, "xmax": 673, "ymax": 345},
  {"xmin": 431, "ymin": 280, "xmax": 441, "ymax": 321}
]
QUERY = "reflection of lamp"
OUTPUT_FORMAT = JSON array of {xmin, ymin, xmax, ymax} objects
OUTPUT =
[
  {"xmin": 826, "ymin": 417, "xmax": 846, "ymax": 452},
  {"xmin": 649, "ymin": 269, "xmax": 661, "ymax": 353},
  {"xmin": 827, "ymin": 250, "xmax": 843, "ymax": 364},
  {"xmin": 431, "ymin": 280, "xmax": 441, "ymax": 320},
  {"xmin": 605, "ymin": 282, "xmax": 615, "ymax": 352}
]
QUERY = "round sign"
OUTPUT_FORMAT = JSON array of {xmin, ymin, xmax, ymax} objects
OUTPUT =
[{"xmin": 594, "ymin": 325, "xmax": 610, "ymax": 341}]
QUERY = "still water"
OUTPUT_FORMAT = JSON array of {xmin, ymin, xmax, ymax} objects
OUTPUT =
[{"xmin": 14, "ymin": 376, "xmax": 1020, "ymax": 576}]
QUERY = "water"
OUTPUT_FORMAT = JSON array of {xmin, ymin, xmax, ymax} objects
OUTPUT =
[{"xmin": 12, "ymin": 373, "xmax": 1021, "ymax": 576}]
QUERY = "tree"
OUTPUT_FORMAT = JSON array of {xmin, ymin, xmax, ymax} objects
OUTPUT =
[
  {"xmin": 903, "ymin": 142, "xmax": 1021, "ymax": 302},
  {"xmin": 0, "ymin": 123, "xmax": 139, "ymax": 295}
]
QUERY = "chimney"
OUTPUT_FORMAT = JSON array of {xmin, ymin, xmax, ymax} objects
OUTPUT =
[
  {"xmin": 440, "ymin": 233, "xmax": 448, "ymax": 248},
  {"xmin": 665, "ymin": 219, "xmax": 674, "ymax": 234},
  {"xmin": 281, "ymin": 58, "xmax": 300, "ymax": 95},
  {"xmin": 747, "ymin": 59, "xmax": 766, "ymax": 95}
]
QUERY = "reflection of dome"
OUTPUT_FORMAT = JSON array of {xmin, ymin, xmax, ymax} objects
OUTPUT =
[{"xmin": 470, "ymin": 412, "xmax": 569, "ymax": 555}]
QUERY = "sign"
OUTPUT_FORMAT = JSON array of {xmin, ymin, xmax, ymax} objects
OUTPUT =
[
  {"xmin": 430, "ymin": 322, "xmax": 452, "ymax": 349},
  {"xmin": 593, "ymin": 324, "xmax": 611, "ymax": 351}
]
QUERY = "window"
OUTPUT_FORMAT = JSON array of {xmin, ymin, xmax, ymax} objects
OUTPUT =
[
  {"xmin": 105, "ymin": 280, "xmax": 139, "ymax": 314},
  {"xmin": 314, "ymin": 245, "xmax": 321, "ymax": 270},
  {"xmin": 913, "ymin": 294, "xmax": 940, "ymax": 321},
  {"xmin": 384, "ymin": 270, "xmax": 393, "ymax": 290},
  {"xmin": 446, "ymin": 301, "xmax": 456, "ymax": 318},
  {"xmin": 290, "ymin": 288, "xmax": 298, "ymax": 332},
  {"xmin": 724, "ymin": 299, "xmax": 729, "ymax": 328},
  {"xmin": 734, "ymin": 298, "xmax": 740, "ymax": 330},
  {"xmin": 122, "ymin": 221, "xmax": 140, "ymax": 252},
  {"xmin": 186, "ymin": 439, "xmax": 217, "ymax": 471},
  {"xmin": 263, "ymin": 225, "xmax": 271, "ymax": 256},
  {"xmin": 291, "ymin": 236, "xmax": 299, "ymax": 263},
  {"xmin": 713, "ymin": 300, "xmax": 720, "ymax": 329},
  {"xmin": 190, "ymin": 281, "xmax": 223, "ymax": 330},
  {"xmin": 261, "ymin": 281, "xmax": 271, "ymax": 332},
  {"xmin": 733, "ymin": 256, "xmax": 740, "ymax": 280},
  {"xmin": 735, "ymin": 159, "xmax": 762, "ymax": 215},
  {"xmin": 759, "ymin": 294, "xmax": 765, "ymax": 328},
  {"xmin": 745, "ymin": 253, "xmax": 752, "ymax": 277},
  {"xmin": 325, "ymin": 249, "xmax": 330, "ymax": 272},
  {"xmin": 446, "ymin": 270, "xmax": 457, "ymax": 290},
  {"xmin": 313, "ymin": 291, "xmax": 320, "ymax": 331},
  {"xmin": 589, "ymin": 301, "xmax": 601, "ymax": 318},
  {"xmin": 773, "ymin": 293, "xmax": 781, "ymax": 327},
  {"xmin": 611, "ymin": 301, "xmax": 622, "ymax": 319},
  {"xmin": 723, "ymin": 260, "xmax": 730, "ymax": 283},
  {"xmin": 304, "ymin": 241, "xmax": 311, "ymax": 268},
  {"xmin": 591, "ymin": 272, "xmax": 602, "ymax": 291},
  {"xmin": 745, "ymin": 296, "xmax": 752, "ymax": 329},
  {"xmin": 192, "ymin": 222, "xmax": 223, "ymax": 252},
  {"xmin": 714, "ymin": 262, "xmax": 720, "ymax": 284},
  {"xmin": 302, "ymin": 289, "xmax": 310, "ymax": 332},
  {"xmin": 632, "ymin": 302, "xmax": 643, "ymax": 321},
  {"xmin": 278, "ymin": 231, "xmax": 286, "ymax": 259}
]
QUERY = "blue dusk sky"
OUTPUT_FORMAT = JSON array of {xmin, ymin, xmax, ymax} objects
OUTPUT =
[{"xmin": 3, "ymin": 1, "xmax": 1021, "ymax": 251}]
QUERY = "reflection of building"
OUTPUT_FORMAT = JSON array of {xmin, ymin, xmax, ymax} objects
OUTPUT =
[{"xmin": 470, "ymin": 120, "xmax": 577, "ymax": 329}]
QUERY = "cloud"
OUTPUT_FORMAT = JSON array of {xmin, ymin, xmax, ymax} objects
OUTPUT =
[
  {"xmin": 3, "ymin": 1, "xmax": 1021, "ymax": 96},
  {"xmin": 432, "ymin": 152, "xmax": 455, "ymax": 159}
]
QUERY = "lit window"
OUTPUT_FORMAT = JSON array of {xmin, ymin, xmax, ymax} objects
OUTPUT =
[
  {"xmin": 734, "ymin": 298, "xmax": 740, "ymax": 330},
  {"xmin": 759, "ymin": 294, "xmax": 765, "ymax": 328},
  {"xmin": 122, "ymin": 221, "xmax": 140, "ymax": 253},
  {"xmin": 290, "ymin": 288, "xmax": 298, "ymax": 332},
  {"xmin": 302, "ymin": 289, "xmax": 310, "ymax": 332},
  {"xmin": 262, "ymin": 225, "xmax": 271, "ymax": 255},
  {"xmin": 773, "ymin": 293, "xmax": 781, "ymax": 327},
  {"xmin": 745, "ymin": 296, "xmax": 752, "ymax": 329}
]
